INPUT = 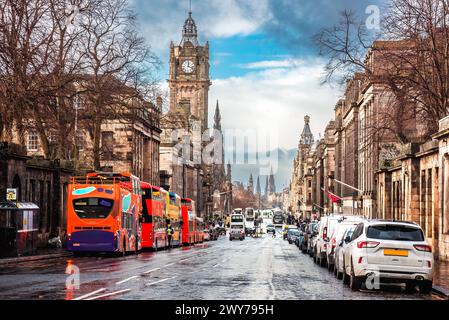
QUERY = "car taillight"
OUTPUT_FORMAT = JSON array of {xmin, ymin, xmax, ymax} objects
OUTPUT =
[
  {"xmin": 427, "ymin": 261, "xmax": 432, "ymax": 268},
  {"xmin": 323, "ymin": 227, "xmax": 327, "ymax": 240},
  {"xmin": 357, "ymin": 241, "xmax": 380, "ymax": 249},
  {"xmin": 331, "ymin": 238, "xmax": 337, "ymax": 248},
  {"xmin": 414, "ymin": 245, "xmax": 432, "ymax": 253}
]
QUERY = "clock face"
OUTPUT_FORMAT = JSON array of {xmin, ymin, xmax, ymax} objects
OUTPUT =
[{"xmin": 182, "ymin": 60, "xmax": 195, "ymax": 73}]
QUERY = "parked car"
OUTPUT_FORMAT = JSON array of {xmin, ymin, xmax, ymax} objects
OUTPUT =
[
  {"xmin": 342, "ymin": 220, "xmax": 434, "ymax": 293},
  {"xmin": 283, "ymin": 225, "xmax": 298, "ymax": 240},
  {"xmin": 287, "ymin": 229, "xmax": 301, "ymax": 244},
  {"xmin": 204, "ymin": 229, "xmax": 211, "ymax": 241},
  {"xmin": 326, "ymin": 217, "xmax": 365, "ymax": 272},
  {"xmin": 334, "ymin": 226, "xmax": 357, "ymax": 280},
  {"xmin": 296, "ymin": 231, "xmax": 307, "ymax": 252},
  {"xmin": 315, "ymin": 215, "xmax": 343, "ymax": 267},
  {"xmin": 309, "ymin": 222, "xmax": 320, "ymax": 258},
  {"xmin": 304, "ymin": 221, "xmax": 318, "ymax": 254}
]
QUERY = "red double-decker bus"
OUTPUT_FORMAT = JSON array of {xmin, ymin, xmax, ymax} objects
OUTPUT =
[
  {"xmin": 181, "ymin": 198, "xmax": 196, "ymax": 246},
  {"xmin": 140, "ymin": 182, "xmax": 168, "ymax": 251}
]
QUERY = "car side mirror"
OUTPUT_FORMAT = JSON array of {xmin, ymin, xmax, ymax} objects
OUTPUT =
[{"xmin": 345, "ymin": 236, "xmax": 351, "ymax": 244}]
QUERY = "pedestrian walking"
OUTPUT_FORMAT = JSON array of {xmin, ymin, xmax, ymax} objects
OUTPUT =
[{"xmin": 166, "ymin": 224, "xmax": 174, "ymax": 248}]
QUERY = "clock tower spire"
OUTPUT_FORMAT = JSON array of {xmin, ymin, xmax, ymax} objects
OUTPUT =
[{"xmin": 168, "ymin": 7, "xmax": 211, "ymax": 132}]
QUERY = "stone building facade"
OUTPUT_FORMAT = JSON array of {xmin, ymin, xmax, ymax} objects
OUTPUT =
[
  {"xmin": 9, "ymin": 87, "xmax": 161, "ymax": 185},
  {"xmin": 375, "ymin": 116, "xmax": 449, "ymax": 261},
  {"xmin": 0, "ymin": 142, "xmax": 73, "ymax": 246}
]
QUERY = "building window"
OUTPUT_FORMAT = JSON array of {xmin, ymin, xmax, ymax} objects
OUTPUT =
[
  {"xmin": 27, "ymin": 131, "xmax": 39, "ymax": 151},
  {"xmin": 101, "ymin": 131, "xmax": 114, "ymax": 160}
]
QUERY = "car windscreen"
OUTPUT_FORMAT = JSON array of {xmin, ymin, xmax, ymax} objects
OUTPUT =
[
  {"xmin": 73, "ymin": 198, "xmax": 114, "ymax": 219},
  {"xmin": 367, "ymin": 225, "xmax": 424, "ymax": 241},
  {"xmin": 231, "ymin": 216, "xmax": 244, "ymax": 223}
]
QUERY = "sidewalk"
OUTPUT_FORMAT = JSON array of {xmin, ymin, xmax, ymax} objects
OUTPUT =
[
  {"xmin": 0, "ymin": 248, "xmax": 72, "ymax": 266},
  {"xmin": 433, "ymin": 260, "xmax": 449, "ymax": 297}
]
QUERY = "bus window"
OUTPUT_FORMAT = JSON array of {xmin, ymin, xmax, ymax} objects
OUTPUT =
[{"xmin": 73, "ymin": 198, "xmax": 114, "ymax": 219}]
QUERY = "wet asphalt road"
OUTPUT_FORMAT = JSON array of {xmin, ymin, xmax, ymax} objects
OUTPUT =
[{"xmin": 0, "ymin": 232, "xmax": 445, "ymax": 300}]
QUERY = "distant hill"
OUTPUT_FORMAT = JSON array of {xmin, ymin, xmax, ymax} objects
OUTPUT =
[{"xmin": 227, "ymin": 148, "xmax": 297, "ymax": 192}]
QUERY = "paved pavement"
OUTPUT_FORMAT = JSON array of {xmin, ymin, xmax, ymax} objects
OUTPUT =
[{"xmin": 0, "ymin": 233, "xmax": 447, "ymax": 300}]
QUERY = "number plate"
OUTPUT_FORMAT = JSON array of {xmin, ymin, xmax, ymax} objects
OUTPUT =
[{"xmin": 384, "ymin": 249, "xmax": 408, "ymax": 257}]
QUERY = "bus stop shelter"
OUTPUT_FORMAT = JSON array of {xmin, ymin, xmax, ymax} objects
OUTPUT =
[{"xmin": 0, "ymin": 202, "xmax": 39, "ymax": 258}]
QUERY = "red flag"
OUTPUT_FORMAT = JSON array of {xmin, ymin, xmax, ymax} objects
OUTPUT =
[{"xmin": 322, "ymin": 188, "xmax": 342, "ymax": 203}]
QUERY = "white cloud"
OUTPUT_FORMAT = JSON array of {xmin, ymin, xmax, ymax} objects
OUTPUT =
[
  {"xmin": 135, "ymin": 0, "xmax": 271, "ymax": 53},
  {"xmin": 208, "ymin": 58, "xmax": 341, "ymax": 153},
  {"xmin": 237, "ymin": 59, "xmax": 302, "ymax": 69}
]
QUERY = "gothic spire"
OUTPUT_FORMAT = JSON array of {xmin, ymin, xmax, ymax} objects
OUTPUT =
[
  {"xmin": 214, "ymin": 100, "xmax": 221, "ymax": 131},
  {"xmin": 300, "ymin": 115, "xmax": 314, "ymax": 146},
  {"xmin": 256, "ymin": 176, "xmax": 261, "ymax": 195},
  {"xmin": 247, "ymin": 174, "xmax": 254, "ymax": 193}
]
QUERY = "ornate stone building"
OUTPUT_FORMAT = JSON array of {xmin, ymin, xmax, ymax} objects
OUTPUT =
[
  {"xmin": 288, "ymin": 116, "xmax": 315, "ymax": 218},
  {"xmin": 160, "ymin": 10, "xmax": 227, "ymax": 219}
]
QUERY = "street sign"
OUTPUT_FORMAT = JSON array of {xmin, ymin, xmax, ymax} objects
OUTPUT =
[{"xmin": 6, "ymin": 188, "xmax": 17, "ymax": 201}]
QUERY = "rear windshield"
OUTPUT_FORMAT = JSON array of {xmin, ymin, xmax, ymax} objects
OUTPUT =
[
  {"xmin": 367, "ymin": 225, "xmax": 424, "ymax": 241},
  {"xmin": 73, "ymin": 198, "xmax": 114, "ymax": 219}
]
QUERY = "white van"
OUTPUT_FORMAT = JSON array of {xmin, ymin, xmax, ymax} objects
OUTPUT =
[{"xmin": 314, "ymin": 215, "xmax": 344, "ymax": 267}]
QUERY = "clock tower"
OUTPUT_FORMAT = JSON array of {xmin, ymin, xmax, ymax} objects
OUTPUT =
[{"xmin": 168, "ymin": 10, "xmax": 211, "ymax": 132}]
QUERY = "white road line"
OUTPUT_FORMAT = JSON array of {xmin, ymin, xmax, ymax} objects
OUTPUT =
[
  {"xmin": 212, "ymin": 264, "xmax": 220, "ymax": 268},
  {"xmin": 179, "ymin": 258, "xmax": 189, "ymax": 263},
  {"xmin": 221, "ymin": 258, "xmax": 229, "ymax": 263},
  {"xmin": 115, "ymin": 276, "xmax": 138, "ymax": 285},
  {"xmin": 164, "ymin": 262, "xmax": 175, "ymax": 267},
  {"xmin": 72, "ymin": 288, "xmax": 106, "ymax": 301},
  {"xmin": 143, "ymin": 268, "xmax": 161, "ymax": 274},
  {"xmin": 146, "ymin": 276, "xmax": 177, "ymax": 287},
  {"xmin": 85, "ymin": 289, "xmax": 131, "ymax": 300}
]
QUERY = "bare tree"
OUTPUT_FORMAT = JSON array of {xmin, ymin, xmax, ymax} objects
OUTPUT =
[
  {"xmin": 78, "ymin": 0, "xmax": 159, "ymax": 170},
  {"xmin": 315, "ymin": 0, "xmax": 449, "ymax": 141}
]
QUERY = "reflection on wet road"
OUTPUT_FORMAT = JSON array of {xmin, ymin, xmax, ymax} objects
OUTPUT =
[{"xmin": 0, "ymin": 234, "xmax": 445, "ymax": 300}]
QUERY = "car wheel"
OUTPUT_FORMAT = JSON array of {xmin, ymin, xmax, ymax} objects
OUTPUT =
[
  {"xmin": 320, "ymin": 255, "xmax": 327, "ymax": 268},
  {"xmin": 349, "ymin": 261, "xmax": 362, "ymax": 291},
  {"xmin": 328, "ymin": 259, "xmax": 334, "ymax": 272},
  {"xmin": 342, "ymin": 260, "xmax": 350, "ymax": 285},
  {"xmin": 405, "ymin": 282, "xmax": 416, "ymax": 294},
  {"xmin": 419, "ymin": 281, "xmax": 433, "ymax": 294}
]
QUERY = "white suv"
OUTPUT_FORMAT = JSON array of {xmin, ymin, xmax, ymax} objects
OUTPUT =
[{"xmin": 342, "ymin": 220, "xmax": 434, "ymax": 293}]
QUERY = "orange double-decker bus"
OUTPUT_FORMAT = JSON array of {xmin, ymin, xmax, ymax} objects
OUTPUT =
[
  {"xmin": 141, "ymin": 182, "xmax": 168, "ymax": 250},
  {"xmin": 67, "ymin": 172, "xmax": 142, "ymax": 255},
  {"xmin": 181, "ymin": 198, "xmax": 196, "ymax": 246},
  {"xmin": 167, "ymin": 192, "xmax": 182, "ymax": 247}
]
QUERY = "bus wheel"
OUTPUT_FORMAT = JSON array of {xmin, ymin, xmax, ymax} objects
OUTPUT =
[
  {"xmin": 122, "ymin": 239, "xmax": 127, "ymax": 257},
  {"xmin": 135, "ymin": 237, "xmax": 139, "ymax": 255}
]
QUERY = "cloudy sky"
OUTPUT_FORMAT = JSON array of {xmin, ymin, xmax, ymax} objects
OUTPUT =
[{"xmin": 133, "ymin": 0, "xmax": 384, "ymax": 184}]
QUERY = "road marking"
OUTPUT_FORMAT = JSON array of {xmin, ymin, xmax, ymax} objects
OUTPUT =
[
  {"xmin": 85, "ymin": 289, "xmax": 131, "ymax": 300},
  {"xmin": 143, "ymin": 268, "xmax": 161, "ymax": 274},
  {"xmin": 146, "ymin": 276, "xmax": 177, "ymax": 287},
  {"xmin": 179, "ymin": 258, "xmax": 190, "ymax": 263},
  {"xmin": 164, "ymin": 262, "xmax": 175, "ymax": 267},
  {"xmin": 116, "ymin": 276, "xmax": 138, "ymax": 285},
  {"xmin": 72, "ymin": 288, "xmax": 106, "ymax": 300},
  {"xmin": 221, "ymin": 258, "xmax": 229, "ymax": 263},
  {"xmin": 212, "ymin": 264, "xmax": 220, "ymax": 268}
]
